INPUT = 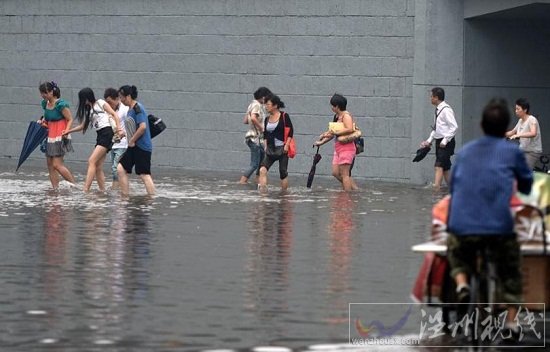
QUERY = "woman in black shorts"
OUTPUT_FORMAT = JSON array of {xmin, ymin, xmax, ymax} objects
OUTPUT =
[
  {"xmin": 64, "ymin": 88, "xmax": 122, "ymax": 192},
  {"xmin": 258, "ymin": 94, "xmax": 294, "ymax": 191}
]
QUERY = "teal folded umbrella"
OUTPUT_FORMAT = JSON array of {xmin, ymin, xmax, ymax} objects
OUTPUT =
[{"xmin": 16, "ymin": 121, "xmax": 48, "ymax": 171}]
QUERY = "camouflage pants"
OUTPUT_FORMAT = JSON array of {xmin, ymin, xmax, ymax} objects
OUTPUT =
[{"xmin": 447, "ymin": 234, "xmax": 522, "ymax": 304}]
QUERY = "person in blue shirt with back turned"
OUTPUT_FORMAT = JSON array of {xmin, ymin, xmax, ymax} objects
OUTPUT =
[
  {"xmin": 447, "ymin": 98, "xmax": 533, "ymax": 341},
  {"xmin": 117, "ymin": 85, "xmax": 155, "ymax": 196}
]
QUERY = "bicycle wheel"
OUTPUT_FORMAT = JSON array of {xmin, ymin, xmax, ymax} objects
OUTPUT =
[
  {"xmin": 466, "ymin": 273, "xmax": 482, "ymax": 345},
  {"xmin": 467, "ymin": 261, "xmax": 497, "ymax": 346}
]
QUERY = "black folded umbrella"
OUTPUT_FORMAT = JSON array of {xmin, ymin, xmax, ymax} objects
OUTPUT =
[
  {"xmin": 16, "ymin": 121, "xmax": 48, "ymax": 172},
  {"xmin": 412, "ymin": 146, "xmax": 431, "ymax": 162},
  {"xmin": 307, "ymin": 146, "xmax": 322, "ymax": 188}
]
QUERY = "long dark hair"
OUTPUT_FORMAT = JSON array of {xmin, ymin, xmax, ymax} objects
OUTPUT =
[
  {"xmin": 39, "ymin": 81, "xmax": 61, "ymax": 98},
  {"xmin": 76, "ymin": 87, "xmax": 97, "ymax": 134},
  {"xmin": 265, "ymin": 94, "xmax": 285, "ymax": 109}
]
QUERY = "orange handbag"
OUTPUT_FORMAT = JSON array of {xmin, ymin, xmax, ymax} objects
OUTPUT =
[{"xmin": 282, "ymin": 112, "xmax": 296, "ymax": 158}]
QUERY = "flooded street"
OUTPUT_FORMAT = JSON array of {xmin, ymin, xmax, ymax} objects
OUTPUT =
[{"xmin": 0, "ymin": 162, "xmax": 544, "ymax": 351}]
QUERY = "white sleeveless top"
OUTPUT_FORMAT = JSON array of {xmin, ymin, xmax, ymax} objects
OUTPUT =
[{"xmin": 91, "ymin": 99, "xmax": 112, "ymax": 131}]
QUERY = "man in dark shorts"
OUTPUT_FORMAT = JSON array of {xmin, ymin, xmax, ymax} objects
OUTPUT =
[
  {"xmin": 117, "ymin": 85, "xmax": 155, "ymax": 195},
  {"xmin": 420, "ymin": 87, "xmax": 458, "ymax": 191}
]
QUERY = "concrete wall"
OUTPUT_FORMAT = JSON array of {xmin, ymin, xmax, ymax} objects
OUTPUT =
[
  {"xmin": 0, "ymin": 0, "xmax": 415, "ymax": 182},
  {"xmin": 463, "ymin": 0, "xmax": 548, "ymax": 18},
  {"xmin": 463, "ymin": 12, "xmax": 550, "ymax": 152},
  {"xmin": 410, "ymin": 0, "xmax": 550, "ymax": 184},
  {"xmin": 411, "ymin": 0, "xmax": 464, "ymax": 184}
]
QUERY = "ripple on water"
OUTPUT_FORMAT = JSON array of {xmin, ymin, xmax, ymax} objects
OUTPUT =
[
  {"xmin": 39, "ymin": 338, "xmax": 57, "ymax": 344},
  {"xmin": 26, "ymin": 310, "xmax": 47, "ymax": 315},
  {"xmin": 253, "ymin": 347, "xmax": 293, "ymax": 352},
  {"xmin": 0, "ymin": 170, "xmax": 437, "ymax": 351},
  {"xmin": 94, "ymin": 339, "xmax": 115, "ymax": 345}
]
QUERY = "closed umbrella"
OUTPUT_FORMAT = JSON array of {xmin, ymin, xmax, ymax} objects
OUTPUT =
[
  {"xmin": 16, "ymin": 121, "xmax": 48, "ymax": 171},
  {"xmin": 307, "ymin": 146, "xmax": 322, "ymax": 188},
  {"xmin": 412, "ymin": 146, "xmax": 431, "ymax": 162}
]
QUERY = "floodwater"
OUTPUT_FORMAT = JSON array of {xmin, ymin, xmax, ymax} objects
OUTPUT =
[{"xmin": 0, "ymin": 163, "xmax": 545, "ymax": 351}]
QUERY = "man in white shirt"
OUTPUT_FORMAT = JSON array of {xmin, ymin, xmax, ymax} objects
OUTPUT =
[
  {"xmin": 104, "ymin": 87, "xmax": 129, "ymax": 189},
  {"xmin": 420, "ymin": 87, "xmax": 458, "ymax": 191}
]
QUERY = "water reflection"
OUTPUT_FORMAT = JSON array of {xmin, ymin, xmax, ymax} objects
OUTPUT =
[
  {"xmin": 326, "ymin": 192, "xmax": 355, "ymax": 325},
  {"xmin": 6, "ymin": 170, "xmax": 529, "ymax": 351},
  {"xmin": 41, "ymin": 198, "xmax": 70, "ymax": 300},
  {"xmin": 244, "ymin": 197, "xmax": 294, "ymax": 341},
  {"xmin": 72, "ymin": 195, "xmax": 153, "ymax": 345},
  {"xmin": 37, "ymin": 196, "xmax": 71, "ymax": 342},
  {"xmin": 123, "ymin": 196, "xmax": 153, "ymax": 301}
]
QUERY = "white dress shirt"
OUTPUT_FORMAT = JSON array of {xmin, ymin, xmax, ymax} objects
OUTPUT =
[
  {"xmin": 427, "ymin": 101, "xmax": 458, "ymax": 146},
  {"xmin": 112, "ymin": 103, "xmax": 129, "ymax": 149}
]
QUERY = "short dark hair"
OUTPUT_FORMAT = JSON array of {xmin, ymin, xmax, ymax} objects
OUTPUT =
[
  {"xmin": 104, "ymin": 87, "xmax": 119, "ymax": 100},
  {"xmin": 431, "ymin": 87, "xmax": 445, "ymax": 101},
  {"xmin": 119, "ymin": 85, "xmax": 138, "ymax": 99},
  {"xmin": 515, "ymin": 98, "xmax": 530, "ymax": 113},
  {"xmin": 265, "ymin": 94, "xmax": 285, "ymax": 109},
  {"xmin": 330, "ymin": 93, "xmax": 347, "ymax": 110},
  {"xmin": 481, "ymin": 98, "xmax": 510, "ymax": 137},
  {"xmin": 253, "ymin": 87, "xmax": 272, "ymax": 100}
]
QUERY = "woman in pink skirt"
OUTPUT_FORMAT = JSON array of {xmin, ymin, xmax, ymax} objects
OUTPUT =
[{"xmin": 315, "ymin": 94, "xmax": 358, "ymax": 191}]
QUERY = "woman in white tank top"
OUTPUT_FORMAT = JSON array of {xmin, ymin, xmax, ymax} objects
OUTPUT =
[{"xmin": 63, "ymin": 88, "xmax": 123, "ymax": 192}]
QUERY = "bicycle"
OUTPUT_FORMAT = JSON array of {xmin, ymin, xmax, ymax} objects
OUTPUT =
[
  {"xmin": 463, "ymin": 244, "xmax": 498, "ymax": 347},
  {"xmin": 459, "ymin": 206, "xmax": 548, "ymax": 347},
  {"xmin": 533, "ymin": 154, "xmax": 550, "ymax": 173}
]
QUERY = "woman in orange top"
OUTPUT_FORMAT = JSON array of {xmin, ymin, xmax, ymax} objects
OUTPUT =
[{"xmin": 38, "ymin": 81, "xmax": 76, "ymax": 189}]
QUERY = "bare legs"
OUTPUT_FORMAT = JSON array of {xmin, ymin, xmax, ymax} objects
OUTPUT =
[
  {"xmin": 140, "ymin": 174, "xmax": 156, "ymax": 195},
  {"xmin": 258, "ymin": 166, "xmax": 289, "ymax": 191},
  {"xmin": 117, "ymin": 164, "xmax": 155, "ymax": 196},
  {"xmin": 331, "ymin": 163, "xmax": 357, "ymax": 191},
  {"xmin": 117, "ymin": 164, "xmax": 130, "ymax": 196},
  {"xmin": 46, "ymin": 156, "xmax": 76, "ymax": 189},
  {"xmin": 434, "ymin": 167, "xmax": 451, "ymax": 190},
  {"xmin": 280, "ymin": 177, "xmax": 288, "ymax": 191},
  {"xmin": 258, "ymin": 166, "xmax": 268, "ymax": 191},
  {"xmin": 46, "ymin": 157, "xmax": 60, "ymax": 189},
  {"xmin": 83, "ymin": 145, "xmax": 109, "ymax": 192}
]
